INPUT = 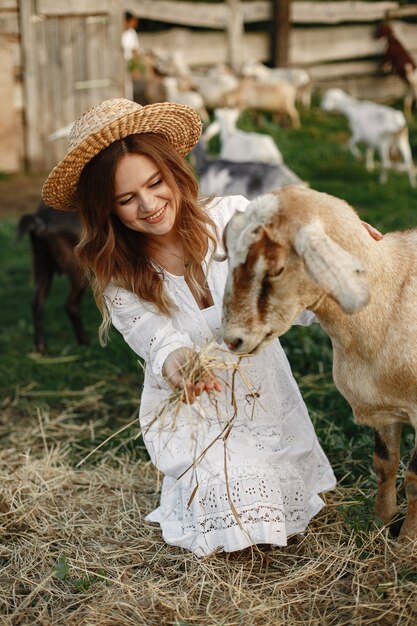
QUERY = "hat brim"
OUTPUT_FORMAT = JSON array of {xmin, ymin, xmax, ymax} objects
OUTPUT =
[{"xmin": 42, "ymin": 101, "xmax": 202, "ymax": 211}]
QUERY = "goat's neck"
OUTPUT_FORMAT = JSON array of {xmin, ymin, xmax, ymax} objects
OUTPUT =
[
  {"xmin": 333, "ymin": 96, "xmax": 357, "ymax": 119},
  {"xmin": 219, "ymin": 121, "xmax": 235, "ymax": 145},
  {"xmin": 312, "ymin": 239, "xmax": 399, "ymax": 357}
]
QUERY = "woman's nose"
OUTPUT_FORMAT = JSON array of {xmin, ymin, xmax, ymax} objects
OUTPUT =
[{"xmin": 138, "ymin": 192, "xmax": 157, "ymax": 213}]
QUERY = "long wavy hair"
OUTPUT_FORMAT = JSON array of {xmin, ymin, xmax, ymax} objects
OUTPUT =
[{"xmin": 75, "ymin": 133, "xmax": 217, "ymax": 344}]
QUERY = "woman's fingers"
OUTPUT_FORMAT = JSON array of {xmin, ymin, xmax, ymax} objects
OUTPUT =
[{"xmin": 181, "ymin": 378, "xmax": 222, "ymax": 404}]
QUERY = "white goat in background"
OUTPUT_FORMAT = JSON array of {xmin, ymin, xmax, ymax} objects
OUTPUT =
[
  {"xmin": 202, "ymin": 108, "xmax": 283, "ymax": 165},
  {"xmin": 221, "ymin": 184, "xmax": 417, "ymax": 540},
  {"xmin": 162, "ymin": 76, "xmax": 209, "ymax": 123},
  {"xmin": 321, "ymin": 88, "xmax": 416, "ymax": 187}
]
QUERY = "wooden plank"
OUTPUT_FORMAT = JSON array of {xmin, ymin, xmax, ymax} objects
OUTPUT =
[
  {"xmin": 125, "ymin": 0, "xmax": 228, "ymax": 28},
  {"xmin": 317, "ymin": 73, "xmax": 408, "ymax": 104},
  {"xmin": 292, "ymin": 1, "xmax": 399, "ymax": 24},
  {"xmin": 140, "ymin": 29, "xmax": 230, "ymax": 66},
  {"xmin": 125, "ymin": 0, "xmax": 399, "ymax": 27},
  {"xmin": 59, "ymin": 18, "xmax": 76, "ymax": 133},
  {"xmin": 38, "ymin": 0, "xmax": 111, "ymax": 16},
  {"xmin": 291, "ymin": 24, "xmax": 383, "ymax": 65},
  {"xmin": 227, "ymin": 0, "xmax": 245, "ymax": 73},
  {"xmin": 293, "ymin": 21, "xmax": 417, "ymax": 66},
  {"xmin": 311, "ymin": 59, "xmax": 383, "ymax": 81},
  {"xmin": 0, "ymin": 11, "xmax": 18, "ymax": 33},
  {"xmin": 105, "ymin": 0, "xmax": 124, "ymax": 99},
  {"xmin": 0, "ymin": 0, "xmax": 17, "ymax": 9},
  {"xmin": 19, "ymin": 0, "xmax": 45, "ymax": 171},
  {"xmin": 0, "ymin": 47, "xmax": 19, "ymax": 171},
  {"xmin": 386, "ymin": 5, "xmax": 417, "ymax": 19},
  {"xmin": 138, "ymin": 20, "xmax": 417, "ymax": 69}
]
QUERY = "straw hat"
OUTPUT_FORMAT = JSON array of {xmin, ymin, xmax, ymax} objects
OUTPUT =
[{"xmin": 42, "ymin": 98, "xmax": 202, "ymax": 211}]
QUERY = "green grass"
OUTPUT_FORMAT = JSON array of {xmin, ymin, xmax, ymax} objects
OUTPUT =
[{"xmin": 2, "ymin": 101, "xmax": 417, "ymax": 493}]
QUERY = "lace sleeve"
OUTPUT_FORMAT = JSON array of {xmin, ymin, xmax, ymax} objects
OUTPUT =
[
  {"xmin": 205, "ymin": 195, "xmax": 251, "ymax": 236},
  {"xmin": 105, "ymin": 286, "xmax": 195, "ymax": 377}
]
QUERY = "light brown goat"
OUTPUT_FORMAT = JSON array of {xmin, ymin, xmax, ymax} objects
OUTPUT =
[
  {"xmin": 221, "ymin": 185, "xmax": 417, "ymax": 541},
  {"xmin": 223, "ymin": 77, "xmax": 300, "ymax": 128}
]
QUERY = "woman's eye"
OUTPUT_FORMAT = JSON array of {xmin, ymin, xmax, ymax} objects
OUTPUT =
[
  {"xmin": 150, "ymin": 179, "xmax": 162, "ymax": 188},
  {"xmin": 119, "ymin": 196, "xmax": 133, "ymax": 206}
]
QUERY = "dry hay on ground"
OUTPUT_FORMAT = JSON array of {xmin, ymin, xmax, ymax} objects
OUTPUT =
[{"xmin": 1, "ymin": 405, "xmax": 417, "ymax": 626}]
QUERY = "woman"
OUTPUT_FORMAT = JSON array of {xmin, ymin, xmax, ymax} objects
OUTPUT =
[{"xmin": 42, "ymin": 98, "xmax": 345, "ymax": 556}]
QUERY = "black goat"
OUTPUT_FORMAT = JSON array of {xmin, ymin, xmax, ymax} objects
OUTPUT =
[{"xmin": 17, "ymin": 201, "xmax": 89, "ymax": 353}]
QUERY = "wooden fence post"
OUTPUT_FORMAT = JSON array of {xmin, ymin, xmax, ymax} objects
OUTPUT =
[
  {"xmin": 271, "ymin": 0, "xmax": 290, "ymax": 67},
  {"xmin": 226, "ymin": 0, "xmax": 244, "ymax": 73}
]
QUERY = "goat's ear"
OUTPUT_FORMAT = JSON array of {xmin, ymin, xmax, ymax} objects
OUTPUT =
[{"xmin": 294, "ymin": 220, "xmax": 370, "ymax": 313}]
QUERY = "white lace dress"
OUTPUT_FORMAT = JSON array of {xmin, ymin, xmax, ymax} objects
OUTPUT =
[{"xmin": 105, "ymin": 195, "xmax": 336, "ymax": 556}]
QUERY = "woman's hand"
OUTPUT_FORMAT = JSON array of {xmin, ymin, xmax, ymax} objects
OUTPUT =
[
  {"xmin": 361, "ymin": 220, "xmax": 383, "ymax": 241},
  {"xmin": 163, "ymin": 347, "xmax": 222, "ymax": 404}
]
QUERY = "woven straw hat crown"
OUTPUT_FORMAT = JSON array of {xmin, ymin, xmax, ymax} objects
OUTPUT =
[{"xmin": 42, "ymin": 98, "xmax": 202, "ymax": 211}]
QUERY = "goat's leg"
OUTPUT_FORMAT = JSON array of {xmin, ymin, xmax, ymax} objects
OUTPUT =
[
  {"xmin": 365, "ymin": 147, "xmax": 375, "ymax": 171},
  {"xmin": 287, "ymin": 104, "xmax": 300, "ymax": 129},
  {"xmin": 347, "ymin": 136, "xmax": 362, "ymax": 160},
  {"xmin": 378, "ymin": 140, "xmax": 391, "ymax": 184},
  {"xmin": 31, "ymin": 240, "xmax": 55, "ymax": 354},
  {"xmin": 396, "ymin": 128, "xmax": 416, "ymax": 188},
  {"xmin": 404, "ymin": 91, "xmax": 413, "ymax": 120},
  {"xmin": 373, "ymin": 423, "xmax": 402, "ymax": 523},
  {"xmin": 65, "ymin": 277, "xmax": 89, "ymax": 346},
  {"xmin": 400, "ymin": 433, "xmax": 417, "ymax": 540},
  {"xmin": 32, "ymin": 269, "xmax": 54, "ymax": 354}
]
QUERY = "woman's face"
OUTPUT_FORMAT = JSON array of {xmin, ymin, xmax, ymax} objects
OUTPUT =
[{"xmin": 113, "ymin": 153, "xmax": 178, "ymax": 239}]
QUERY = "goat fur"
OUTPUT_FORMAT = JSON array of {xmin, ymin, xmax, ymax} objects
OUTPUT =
[
  {"xmin": 376, "ymin": 21, "xmax": 417, "ymax": 118},
  {"xmin": 321, "ymin": 88, "xmax": 416, "ymax": 188},
  {"xmin": 191, "ymin": 139, "xmax": 305, "ymax": 199},
  {"xmin": 223, "ymin": 77, "xmax": 300, "ymax": 128},
  {"xmin": 202, "ymin": 107, "xmax": 283, "ymax": 165},
  {"xmin": 221, "ymin": 184, "xmax": 417, "ymax": 540},
  {"xmin": 18, "ymin": 201, "xmax": 88, "ymax": 354}
]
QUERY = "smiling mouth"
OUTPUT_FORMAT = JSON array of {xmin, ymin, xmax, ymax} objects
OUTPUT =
[{"xmin": 144, "ymin": 204, "xmax": 166, "ymax": 223}]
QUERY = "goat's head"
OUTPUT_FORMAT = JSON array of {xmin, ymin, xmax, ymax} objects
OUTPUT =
[
  {"xmin": 321, "ymin": 88, "xmax": 349, "ymax": 113},
  {"xmin": 375, "ymin": 22, "xmax": 393, "ymax": 40},
  {"xmin": 221, "ymin": 187, "xmax": 370, "ymax": 354}
]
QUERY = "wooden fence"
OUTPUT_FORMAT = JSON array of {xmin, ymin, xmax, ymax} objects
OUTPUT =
[
  {"xmin": 1, "ymin": 1, "xmax": 417, "ymax": 174},
  {"xmin": 127, "ymin": 0, "xmax": 417, "ymax": 101}
]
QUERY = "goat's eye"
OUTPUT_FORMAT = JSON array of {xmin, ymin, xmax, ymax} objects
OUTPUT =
[{"xmin": 266, "ymin": 267, "xmax": 284, "ymax": 279}]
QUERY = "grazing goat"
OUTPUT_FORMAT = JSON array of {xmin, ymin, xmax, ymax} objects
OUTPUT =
[
  {"xmin": 202, "ymin": 107, "xmax": 283, "ymax": 165},
  {"xmin": 241, "ymin": 61, "xmax": 313, "ymax": 109},
  {"xmin": 190, "ymin": 69, "xmax": 240, "ymax": 110},
  {"xmin": 191, "ymin": 140, "xmax": 305, "ymax": 199},
  {"xmin": 221, "ymin": 184, "xmax": 417, "ymax": 540},
  {"xmin": 321, "ymin": 88, "xmax": 416, "ymax": 187},
  {"xmin": 376, "ymin": 21, "xmax": 417, "ymax": 118},
  {"xmin": 18, "ymin": 201, "xmax": 88, "ymax": 354},
  {"xmin": 224, "ymin": 77, "xmax": 300, "ymax": 128},
  {"xmin": 162, "ymin": 76, "xmax": 209, "ymax": 123}
]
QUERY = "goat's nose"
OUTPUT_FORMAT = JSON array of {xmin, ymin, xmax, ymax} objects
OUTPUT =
[{"xmin": 227, "ymin": 337, "xmax": 243, "ymax": 352}]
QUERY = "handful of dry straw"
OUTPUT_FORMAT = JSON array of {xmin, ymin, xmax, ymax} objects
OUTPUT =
[{"xmin": 153, "ymin": 339, "xmax": 258, "ymax": 426}]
